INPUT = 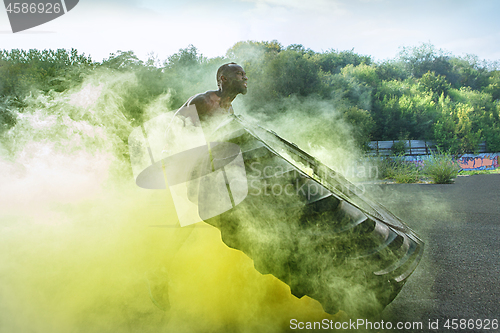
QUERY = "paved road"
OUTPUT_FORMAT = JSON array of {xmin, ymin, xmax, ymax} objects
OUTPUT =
[{"xmin": 365, "ymin": 175, "xmax": 500, "ymax": 332}]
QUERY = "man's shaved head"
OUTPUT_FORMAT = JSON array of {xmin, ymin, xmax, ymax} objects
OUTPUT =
[
  {"xmin": 217, "ymin": 62, "xmax": 238, "ymax": 89},
  {"xmin": 179, "ymin": 62, "xmax": 247, "ymax": 119}
]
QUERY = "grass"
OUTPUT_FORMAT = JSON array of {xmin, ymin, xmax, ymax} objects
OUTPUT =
[
  {"xmin": 459, "ymin": 168, "xmax": 500, "ymax": 176},
  {"xmin": 393, "ymin": 161, "xmax": 421, "ymax": 183},
  {"xmin": 375, "ymin": 154, "xmax": 498, "ymax": 184},
  {"xmin": 378, "ymin": 155, "xmax": 422, "ymax": 184},
  {"xmin": 378, "ymin": 153, "xmax": 492, "ymax": 184},
  {"xmin": 423, "ymin": 152, "xmax": 461, "ymax": 184}
]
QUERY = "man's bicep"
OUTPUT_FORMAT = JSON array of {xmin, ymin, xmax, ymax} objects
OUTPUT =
[
  {"xmin": 187, "ymin": 94, "xmax": 203, "ymax": 105},
  {"xmin": 188, "ymin": 95, "xmax": 209, "ymax": 114}
]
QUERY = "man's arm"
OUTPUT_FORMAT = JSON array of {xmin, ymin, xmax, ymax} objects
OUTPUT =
[
  {"xmin": 172, "ymin": 93, "xmax": 209, "ymax": 126},
  {"xmin": 174, "ymin": 90, "xmax": 221, "ymax": 125},
  {"xmin": 185, "ymin": 92, "xmax": 214, "ymax": 117}
]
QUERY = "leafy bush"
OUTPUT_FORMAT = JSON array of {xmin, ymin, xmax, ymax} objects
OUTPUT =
[
  {"xmin": 378, "ymin": 155, "xmax": 421, "ymax": 183},
  {"xmin": 423, "ymin": 152, "xmax": 460, "ymax": 183},
  {"xmin": 377, "ymin": 157, "xmax": 397, "ymax": 179},
  {"xmin": 391, "ymin": 140, "xmax": 407, "ymax": 155},
  {"xmin": 392, "ymin": 156, "xmax": 421, "ymax": 183}
]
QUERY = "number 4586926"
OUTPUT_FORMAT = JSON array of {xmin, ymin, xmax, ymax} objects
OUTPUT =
[
  {"xmin": 443, "ymin": 319, "xmax": 498, "ymax": 330},
  {"xmin": 6, "ymin": 2, "xmax": 61, "ymax": 14}
]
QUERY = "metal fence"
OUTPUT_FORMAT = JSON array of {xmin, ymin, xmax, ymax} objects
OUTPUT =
[{"xmin": 367, "ymin": 140, "xmax": 488, "ymax": 156}]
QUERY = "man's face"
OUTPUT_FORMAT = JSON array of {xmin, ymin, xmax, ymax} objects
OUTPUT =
[{"xmin": 223, "ymin": 65, "xmax": 248, "ymax": 95}]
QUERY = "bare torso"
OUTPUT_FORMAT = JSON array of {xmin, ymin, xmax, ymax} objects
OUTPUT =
[
  {"xmin": 174, "ymin": 63, "xmax": 246, "ymax": 125},
  {"xmin": 182, "ymin": 90, "xmax": 234, "ymax": 122}
]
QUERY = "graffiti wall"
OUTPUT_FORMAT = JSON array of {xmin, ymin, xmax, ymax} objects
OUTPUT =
[
  {"xmin": 390, "ymin": 153, "xmax": 500, "ymax": 171},
  {"xmin": 457, "ymin": 153, "xmax": 500, "ymax": 171}
]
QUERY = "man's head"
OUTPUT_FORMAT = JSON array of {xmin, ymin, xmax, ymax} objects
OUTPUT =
[{"xmin": 217, "ymin": 63, "xmax": 248, "ymax": 95}]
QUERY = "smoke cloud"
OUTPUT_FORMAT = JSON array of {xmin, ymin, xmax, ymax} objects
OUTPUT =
[{"xmin": 0, "ymin": 70, "xmax": 347, "ymax": 333}]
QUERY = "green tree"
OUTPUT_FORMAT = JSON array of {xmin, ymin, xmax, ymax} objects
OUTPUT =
[
  {"xmin": 398, "ymin": 43, "xmax": 452, "ymax": 78},
  {"xmin": 101, "ymin": 50, "xmax": 143, "ymax": 70},
  {"xmin": 342, "ymin": 106, "xmax": 375, "ymax": 150},
  {"xmin": 0, "ymin": 48, "xmax": 93, "ymax": 97},
  {"xmin": 484, "ymin": 70, "xmax": 500, "ymax": 101},
  {"xmin": 341, "ymin": 64, "xmax": 380, "ymax": 88},
  {"xmin": 448, "ymin": 55, "xmax": 489, "ymax": 90},
  {"xmin": 433, "ymin": 97, "xmax": 482, "ymax": 154},
  {"xmin": 312, "ymin": 49, "xmax": 371, "ymax": 74},
  {"xmin": 371, "ymin": 79, "xmax": 438, "ymax": 140},
  {"xmin": 419, "ymin": 71, "xmax": 451, "ymax": 100},
  {"xmin": 375, "ymin": 59, "xmax": 408, "ymax": 81}
]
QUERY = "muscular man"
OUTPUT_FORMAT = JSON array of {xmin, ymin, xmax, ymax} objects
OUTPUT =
[
  {"xmin": 148, "ymin": 63, "xmax": 248, "ymax": 312},
  {"xmin": 179, "ymin": 62, "xmax": 248, "ymax": 122}
]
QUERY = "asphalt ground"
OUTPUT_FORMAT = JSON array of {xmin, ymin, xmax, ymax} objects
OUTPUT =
[{"xmin": 364, "ymin": 175, "xmax": 500, "ymax": 333}]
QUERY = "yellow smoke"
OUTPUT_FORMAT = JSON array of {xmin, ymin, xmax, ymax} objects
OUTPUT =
[{"xmin": 0, "ymin": 74, "xmax": 343, "ymax": 333}]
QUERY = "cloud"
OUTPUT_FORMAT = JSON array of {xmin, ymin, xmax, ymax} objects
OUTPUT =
[
  {"xmin": 1, "ymin": 0, "xmax": 499, "ymax": 63},
  {"xmin": 243, "ymin": 0, "xmax": 346, "ymax": 15}
]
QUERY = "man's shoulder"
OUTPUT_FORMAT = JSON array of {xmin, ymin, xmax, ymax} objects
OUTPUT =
[{"xmin": 187, "ymin": 90, "xmax": 219, "ymax": 106}]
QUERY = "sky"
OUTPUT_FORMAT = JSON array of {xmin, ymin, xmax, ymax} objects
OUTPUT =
[{"xmin": 0, "ymin": 0, "xmax": 499, "ymax": 63}]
